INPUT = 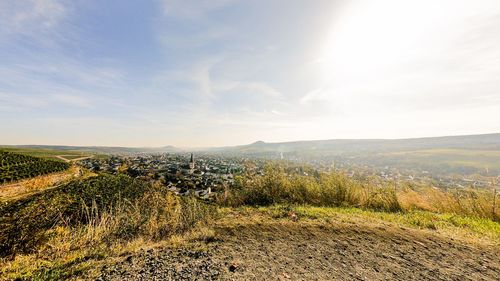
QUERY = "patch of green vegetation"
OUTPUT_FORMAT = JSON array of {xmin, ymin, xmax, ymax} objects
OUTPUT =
[
  {"xmin": 0, "ymin": 150, "xmax": 70, "ymax": 183},
  {"xmin": 220, "ymin": 164, "xmax": 401, "ymax": 212},
  {"xmin": 19, "ymin": 255, "xmax": 102, "ymax": 281},
  {"xmin": 1, "ymin": 173, "xmax": 215, "ymax": 279},
  {"xmin": 1, "ymin": 173, "xmax": 215, "ymax": 256},
  {"xmin": 0, "ymin": 174, "xmax": 147, "ymax": 256},
  {"xmin": 2, "ymin": 250, "xmax": 106, "ymax": 281},
  {"xmin": 376, "ymin": 148, "xmax": 500, "ymax": 174},
  {"xmin": 0, "ymin": 147, "xmax": 87, "ymax": 159},
  {"xmin": 290, "ymin": 205, "xmax": 500, "ymax": 244}
]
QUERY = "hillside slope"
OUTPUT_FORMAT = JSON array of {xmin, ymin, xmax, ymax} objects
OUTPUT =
[{"xmin": 213, "ymin": 133, "xmax": 500, "ymax": 155}]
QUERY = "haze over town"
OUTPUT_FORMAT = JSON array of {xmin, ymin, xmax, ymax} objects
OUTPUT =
[{"xmin": 1, "ymin": 0, "xmax": 500, "ymax": 147}]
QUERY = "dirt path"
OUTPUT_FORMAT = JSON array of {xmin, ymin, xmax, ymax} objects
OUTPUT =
[
  {"xmin": 213, "ymin": 222, "xmax": 499, "ymax": 280},
  {"xmin": 55, "ymin": 155, "xmax": 92, "ymax": 163},
  {"xmin": 97, "ymin": 220, "xmax": 499, "ymax": 280}
]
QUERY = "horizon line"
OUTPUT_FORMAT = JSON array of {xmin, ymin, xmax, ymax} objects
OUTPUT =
[{"xmin": 1, "ymin": 132, "xmax": 498, "ymax": 150}]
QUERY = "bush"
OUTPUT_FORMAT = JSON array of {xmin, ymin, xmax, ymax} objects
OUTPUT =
[
  {"xmin": 219, "ymin": 163, "xmax": 402, "ymax": 212},
  {"xmin": 220, "ymin": 163, "xmax": 497, "ymax": 221},
  {"xmin": 398, "ymin": 186, "xmax": 499, "ymax": 222},
  {"xmin": 0, "ymin": 174, "xmax": 215, "ymax": 257}
]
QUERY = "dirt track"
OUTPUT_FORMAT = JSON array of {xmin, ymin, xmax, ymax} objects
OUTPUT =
[{"xmin": 98, "ymin": 221, "xmax": 500, "ymax": 280}]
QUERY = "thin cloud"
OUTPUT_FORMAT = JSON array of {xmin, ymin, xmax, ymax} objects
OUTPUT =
[
  {"xmin": 50, "ymin": 93, "xmax": 92, "ymax": 108},
  {"xmin": 0, "ymin": 0, "xmax": 68, "ymax": 39},
  {"xmin": 159, "ymin": 0, "xmax": 237, "ymax": 19}
]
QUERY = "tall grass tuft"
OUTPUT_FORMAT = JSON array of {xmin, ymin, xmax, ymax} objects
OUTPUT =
[
  {"xmin": 219, "ymin": 163, "xmax": 402, "ymax": 213},
  {"xmin": 398, "ymin": 185, "xmax": 499, "ymax": 222},
  {"xmin": 0, "ymin": 174, "xmax": 215, "ymax": 258},
  {"xmin": 220, "ymin": 163, "xmax": 497, "ymax": 221}
]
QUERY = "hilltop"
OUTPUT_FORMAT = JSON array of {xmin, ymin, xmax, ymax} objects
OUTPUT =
[
  {"xmin": 3, "ymin": 133, "xmax": 499, "ymax": 155},
  {"xmin": 212, "ymin": 133, "xmax": 500, "ymax": 155},
  {"xmin": 1, "ymin": 150, "xmax": 499, "ymax": 280},
  {"xmin": 98, "ymin": 207, "xmax": 500, "ymax": 280}
]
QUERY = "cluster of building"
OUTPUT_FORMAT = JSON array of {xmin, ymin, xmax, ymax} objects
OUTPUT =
[
  {"xmin": 78, "ymin": 153, "xmax": 248, "ymax": 199},
  {"xmin": 78, "ymin": 152, "xmax": 498, "ymax": 198},
  {"xmin": 310, "ymin": 159, "xmax": 497, "ymax": 190}
]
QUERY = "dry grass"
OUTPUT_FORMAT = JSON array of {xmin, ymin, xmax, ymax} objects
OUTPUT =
[
  {"xmin": 0, "ymin": 175, "xmax": 216, "ymax": 280},
  {"xmin": 219, "ymin": 163, "xmax": 498, "ymax": 221},
  {"xmin": 37, "ymin": 191, "xmax": 215, "ymax": 258},
  {"xmin": 0, "ymin": 166, "xmax": 94, "ymax": 202},
  {"xmin": 218, "ymin": 205, "xmax": 500, "ymax": 246},
  {"xmin": 398, "ymin": 185, "xmax": 499, "ymax": 221},
  {"xmin": 219, "ymin": 164, "xmax": 401, "ymax": 212},
  {"xmin": 1, "ymin": 163, "xmax": 498, "ymax": 280}
]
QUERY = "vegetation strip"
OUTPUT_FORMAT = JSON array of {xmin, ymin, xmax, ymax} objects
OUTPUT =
[{"xmin": 0, "ymin": 151, "xmax": 70, "ymax": 184}]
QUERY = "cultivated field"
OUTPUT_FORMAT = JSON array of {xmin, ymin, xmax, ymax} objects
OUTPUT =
[
  {"xmin": 374, "ymin": 148, "xmax": 500, "ymax": 175},
  {"xmin": 0, "ymin": 151, "xmax": 70, "ymax": 184},
  {"xmin": 0, "ymin": 147, "xmax": 88, "ymax": 160}
]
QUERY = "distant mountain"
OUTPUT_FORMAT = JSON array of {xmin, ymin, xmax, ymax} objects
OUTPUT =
[
  {"xmin": 3, "ymin": 133, "xmax": 499, "ymax": 156},
  {"xmin": 209, "ymin": 133, "xmax": 500, "ymax": 157},
  {"xmin": 0, "ymin": 145, "xmax": 182, "ymax": 154},
  {"xmin": 3, "ymin": 134, "xmax": 499, "ymax": 175},
  {"xmin": 207, "ymin": 133, "xmax": 500, "ymax": 175}
]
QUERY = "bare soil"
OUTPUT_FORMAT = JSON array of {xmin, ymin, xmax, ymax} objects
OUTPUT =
[{"xmin": 98, "ymin": 219, "xmax": 499, "ymax": 280}]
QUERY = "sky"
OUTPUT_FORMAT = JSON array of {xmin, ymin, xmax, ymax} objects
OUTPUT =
[{"xmin": 1, "ymin": 0, "xmax": 499, "ymax": 147}]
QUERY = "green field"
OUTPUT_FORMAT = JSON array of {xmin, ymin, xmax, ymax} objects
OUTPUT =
[
  {"xmin": 0, "ymin": 147, "xmax": 88, "ymax": 160},
  {"xmin": 0, "ymin": 151, "xmax": 70, "ymax": 184},
  {"xmin": 377, "ymin": 149, "xmax": 500, "ymax": 174}
]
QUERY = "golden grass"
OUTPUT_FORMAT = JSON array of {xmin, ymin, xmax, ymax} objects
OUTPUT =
[
  {"xmin": 220, "ymin": 205, "xmax": 500, "ymax": 246},
  {"xmin": 397, "ymin": 185, "xmax": 499, "ymax": 221},
  {"xmin": 220, "ymin": 163, "xmax": 499, "ymax": 221},
  {"xmin": 0, "ymin": 166, "xmax": 95, "ymax": 202},
  {"xmin": 2, "ymin": 163, "xmax": 498, "ymax": 279},
  {"xmin": 219, "ymin": 164, "xmax": 401, "ymax": 212},
  {"xmin": 0, "ymin": 184, "xmax": 216, "ymax": 280}
]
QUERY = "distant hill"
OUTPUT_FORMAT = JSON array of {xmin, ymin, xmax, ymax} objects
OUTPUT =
[
  {"xmin": 210, "ymin": 133, "xmax": 500, "ymax": 157},
  {"xmin": 208, "ymin": 134, "xmax": 500, "ymax": 175},
  {"xmin": 0, "ymin": 145, "xmax": 181, "ymax": 155},
  {"xmin": 3, "ymin": 133, "xmax": 499, "ymax": 156},
  {"xmin": 2, "ymin": 133, "xmax": 499, "ymax": 175}
]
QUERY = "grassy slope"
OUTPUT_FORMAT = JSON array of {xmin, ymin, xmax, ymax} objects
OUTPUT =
[
  {"xmin": 210, "ymin": 206, "xmax": 499, "ymax": 281},
  {"xmin": 221, "ymin": 205, "xmax": 500, "ymax": 245},
  {"xmin": 0, "ymin": 174, "xmax": 214, "ymax": 280},
  {"xmin": 1, "ymin": 158, "xmax": 499, "ymax": 279},
  {"xmin": 2, "ymin": 203, "xmax": 499, "ymax": 280},
  {"xmin": 0, "ymin": 147, "xmax": 88, "ymax": 161},
  {"xmin": 379, "ymin": 148, "xmax": 500, "ymax": 172},
  {"xmin": 0, "ymin": 166, "xmax": 93, "ymax": 203}
]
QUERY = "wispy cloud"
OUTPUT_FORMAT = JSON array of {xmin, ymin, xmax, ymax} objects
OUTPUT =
[
  {"xmin": 159, "ymin": 0, "xmax": 237, "ymax": 19},
  {"xmin": 1, "ymin": 1, "xmax": 500, "ymax": 146},
  {"xmin": 0, "ymin": 91, "xmax": 49, "ymax": 111},
  {"xmin": 50, "ymin": 93, "xmax": 91, "ymax": 108},
  {"xmin": 0, "ymin": 0, "xmax": 69, "ymax": 46}
]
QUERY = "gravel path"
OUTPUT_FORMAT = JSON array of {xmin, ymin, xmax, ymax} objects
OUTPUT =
[
  {"xmin": 97, "ymin": 248, "xmax": 221, "ymax": 281},
  {"xmin": 97, "ymin": 221, "xmax": 500, "ymax": 280}
]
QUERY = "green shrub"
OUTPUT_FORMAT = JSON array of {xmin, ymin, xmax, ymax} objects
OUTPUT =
[
  {"xmin": 219, "ymin": 163, "xmax": 402, "ymax": 212},
  {"xmin": 0, "ymin": 174, "xmax": 215, "ymax": 257}
]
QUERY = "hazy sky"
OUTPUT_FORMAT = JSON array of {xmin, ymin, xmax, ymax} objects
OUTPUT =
[{"xmin": 1, "ymin": 0, "xmax": 499, "ymax": 147}]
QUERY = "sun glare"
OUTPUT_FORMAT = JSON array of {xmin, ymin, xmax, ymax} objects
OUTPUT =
[{"xmin": 320, "ymin": 1, "xmax": 446, "ymax": 81}]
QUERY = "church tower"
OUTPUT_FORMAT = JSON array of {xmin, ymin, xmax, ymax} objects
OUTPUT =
[{"xmin": 189, "ymin": 153, "xmax": 195, "ymax": 173}]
